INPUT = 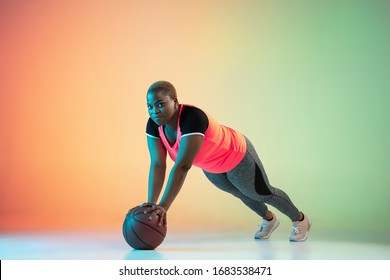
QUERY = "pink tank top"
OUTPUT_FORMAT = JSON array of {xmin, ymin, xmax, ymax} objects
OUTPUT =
[{"xmin": 158, "ymin": 105, "xmax": 246, "ymax": 173}]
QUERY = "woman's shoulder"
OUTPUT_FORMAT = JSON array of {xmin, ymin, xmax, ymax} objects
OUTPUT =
[
  {"xmin": 146, "ymin": 117, "xmax": 160, "ymax": 137},
  {"xmin": 181, "ymin": 104, "xmax": 207, "ymax": 115},
  {"xmin": 179, "ymin": 104, "xmax": 209, "ymax": 134}
]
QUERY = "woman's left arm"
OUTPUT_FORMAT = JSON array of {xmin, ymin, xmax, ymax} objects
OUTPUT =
[{"xmin": 146, "ymin": 134, "xmax": 204, "ymax": 226}]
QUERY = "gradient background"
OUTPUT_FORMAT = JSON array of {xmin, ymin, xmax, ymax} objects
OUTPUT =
[{"xmin": 1, "ymin": 0, "xmax": 389, "ymax": 234}]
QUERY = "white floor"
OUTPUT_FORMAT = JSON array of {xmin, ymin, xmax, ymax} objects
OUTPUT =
[{"xmin": 1, "ymin": 229, "xmax": 389, "ymax": 260}]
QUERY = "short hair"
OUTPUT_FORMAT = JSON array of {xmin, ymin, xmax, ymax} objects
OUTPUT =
[{"xmin": 147, "ymin": 81, "xmax": 177, "ymax": 100}]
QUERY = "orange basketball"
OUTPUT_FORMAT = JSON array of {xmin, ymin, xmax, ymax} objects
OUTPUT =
[{"xmin": 122, "ymin": 206, "xmax": 167, "ymax": 250}]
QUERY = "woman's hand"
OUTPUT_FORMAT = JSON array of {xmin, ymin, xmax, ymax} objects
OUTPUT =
[
  {"xmin": 143, "ymin": 204, "xmax": 167, "ymax": 227},
  {"xmin": 127, "ymin": 202, "xmax": 156, "ymax": 214}
]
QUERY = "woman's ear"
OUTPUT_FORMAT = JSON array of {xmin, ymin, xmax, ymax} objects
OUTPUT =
[{"xmin": 174, "ymin": 98, "xmax": 179, "ymax": 107}]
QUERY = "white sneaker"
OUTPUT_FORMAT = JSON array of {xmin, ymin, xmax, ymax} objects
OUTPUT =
[
  {"xmin": 254, "ymin": 212, "xmax": 280, "ymax": 239},
  {"xmin": 289, "ymin": 212, "xmax": 311, "ymax": 242}
]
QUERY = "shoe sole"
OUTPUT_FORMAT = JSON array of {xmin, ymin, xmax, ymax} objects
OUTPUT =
[
  {"xmin": 289, "ymin": 219, "xmax": 312, "ymax": 242},
  {"xmin": 254, "ymin": 219, "xmax": 280, "ymax": 239}
]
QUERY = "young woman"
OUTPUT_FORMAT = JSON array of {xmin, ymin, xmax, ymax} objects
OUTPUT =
[{"xmin": 142, "ymin": 81, "xmax": 311, "ymax": 241}]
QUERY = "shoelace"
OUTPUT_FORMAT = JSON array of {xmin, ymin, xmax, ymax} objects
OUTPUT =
[
  {"xmin": 259, "ymin": 221, "xmax": 271, "ymax": 232},
  {"xmin": 292, "ymin": 225, "xmax": 301, "ymax": 234}
]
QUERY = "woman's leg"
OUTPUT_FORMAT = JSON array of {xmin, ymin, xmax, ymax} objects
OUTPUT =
[
  {"xmin": 202, "ymin": 170, "xmax": 269, "ymax": 218},
  {"xmin": 226, "ymin": 137, "xmax": 301, "ymax": 222}
]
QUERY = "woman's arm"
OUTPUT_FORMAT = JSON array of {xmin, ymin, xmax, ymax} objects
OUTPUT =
[
  {"xmin": 159, "ymin": 134, "xmax": 204, "ymax": 209},
  {"xmin": 147, "ymin": 136, "xmax": 167, "ymax": 204},
  {"xmin": 146, "ymin": 134, "xmax": 204, "ymax": 225}
]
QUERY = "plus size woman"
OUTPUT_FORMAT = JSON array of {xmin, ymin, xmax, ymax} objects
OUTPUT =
[{"xmin": 142, "ymin": 80, "xmax": 311, "ymax": 242}]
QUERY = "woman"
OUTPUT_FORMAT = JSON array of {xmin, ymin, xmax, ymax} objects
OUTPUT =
[{"xmin": 142, "ymin": 80, "xmax": 311, "ymax": 241}]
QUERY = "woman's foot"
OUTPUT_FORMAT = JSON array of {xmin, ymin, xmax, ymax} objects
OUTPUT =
[
  {"xmin": 289, "ymin": 212, "xmax": 312, "ymax": 242},
  {"xmin": 254, "ymin": 212, "xmax": 280, "ymax": 239}
]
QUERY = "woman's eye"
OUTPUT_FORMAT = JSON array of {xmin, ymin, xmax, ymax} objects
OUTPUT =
[{"xmin": 158, "ymin": 103, "xmax": 164, "ymax": 108}]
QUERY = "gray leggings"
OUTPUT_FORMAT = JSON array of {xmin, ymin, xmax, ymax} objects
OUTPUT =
[{"xmin": 203, "ymin": 137, "xmax": 301, "ymax": 222}]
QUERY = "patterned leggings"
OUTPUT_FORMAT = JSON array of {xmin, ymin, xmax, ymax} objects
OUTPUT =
[{"xmin": 203, "ymin": 137, "xmax": 301, "ymax": 221}]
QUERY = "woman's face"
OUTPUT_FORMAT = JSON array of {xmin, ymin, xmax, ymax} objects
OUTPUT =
[{"xmin": 147, "ymin": 90, "xmax": 178, "ymax": 127}]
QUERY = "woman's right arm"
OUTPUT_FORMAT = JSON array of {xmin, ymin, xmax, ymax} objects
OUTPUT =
[{"xmin": 147, "ymin": 136, "xmax": 167, "ymax": 204}]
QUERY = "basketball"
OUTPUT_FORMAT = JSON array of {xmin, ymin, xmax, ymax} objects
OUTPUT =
[{"xmin": 122, "ymin": 206, "xmax": 167, "ymax": 250}]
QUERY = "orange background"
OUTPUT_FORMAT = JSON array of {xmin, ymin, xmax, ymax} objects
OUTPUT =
[{"xmin": 1, "ymin": 0, "xmax": 389, "ymax": 232}]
